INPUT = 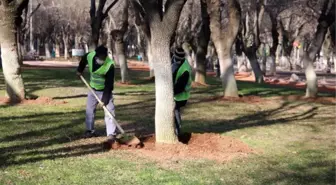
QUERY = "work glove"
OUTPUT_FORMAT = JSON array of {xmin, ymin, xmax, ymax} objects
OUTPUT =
[{"xmin": 102, "ymin": 93, "xmax": 111, "ymax": 106}]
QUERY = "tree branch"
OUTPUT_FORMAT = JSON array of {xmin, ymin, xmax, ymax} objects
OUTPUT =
[
  {"xmin": 97, "ymin": 0, "xmax": 106, "ymax": 16},
  {"xmin": 90, "ymin": 0, "xmax": 96, "ymax": 19},
  {"xmin": 139, "ymin": 0, "xmax": 161, "ymax": 25},
  {"xmin": 103, "ymin": 0, "xmax": 119, "ymax": 18},
  {"xmin": 131, "ymin": 0, "xmax": 146, "ymax": 19},
  {"xmin": 15, "ymin": 0, "xmax": 28, "ymax": 8},
  {"xmin": 28, "ymin": 3, "xmax": 40, "ymax": 18},
  {"xmin": 163, "ymin": 0, "xmax": 186, "ymax": 37}
]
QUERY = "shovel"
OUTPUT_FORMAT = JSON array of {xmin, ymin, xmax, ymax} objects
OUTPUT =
[{"xmin": 79, "ymin": 75, "xmax": 141, "ymax": 147}]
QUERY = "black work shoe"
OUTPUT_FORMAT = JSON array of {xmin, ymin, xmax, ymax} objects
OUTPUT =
[
  {"xmin": 107, "ymin": 134, "xmax": 117, "ymax": 144},
  {"xmin": 83, "ymin": 130, "xmax": 97, "ymax": 138}
]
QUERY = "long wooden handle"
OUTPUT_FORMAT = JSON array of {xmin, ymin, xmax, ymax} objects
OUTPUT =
[{"xmin": 80, "ymin": 75, "xmax": 125, "ymax": 134}]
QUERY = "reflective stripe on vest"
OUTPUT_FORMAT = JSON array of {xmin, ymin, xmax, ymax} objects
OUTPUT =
[
  {"xmin": 87, "ymin": 51, "xmax": 115, "ymax": 90},
  {"xmin": 174, "ymin": 60, "xmax": 192, "ymax": 101}
]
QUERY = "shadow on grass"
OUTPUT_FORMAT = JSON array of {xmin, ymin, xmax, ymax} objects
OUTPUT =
[
  {"xmin": 184, "ymin": 102, "xmax": 318, "ymax": 134},
  {"xmin": 0, "ymin": 99, "xmax": 155, "ymax": 168},
  {"xmin": 0, "ymin": 110, "xmax": 96, "ymax": 167},
  {"xmin": 53, "ymin": 94, "xmax": 87, "ymax": 100},
  {"xmin": 256, "ymin": 150, "xmax": 335, "ymax": 185}
]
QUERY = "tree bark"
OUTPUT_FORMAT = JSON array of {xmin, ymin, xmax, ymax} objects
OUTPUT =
[
  {"xmin": 147, "ymin": 42, "xmax": 154, "ymax": 78},
  {"xmin": 55, "ymin": 42, "xmax": 60, "ymax": 58},
  {"xmin": 29, "ymin": 0, "xmax": 34, "ymax": 52},
  {"xmin": 89, "ymin": 0, "xmax": 119, "ymax": 50},
  {"xmin": 206, "ymin": 0, "xmax": 240, "ymax": 97},
  {"xmin": 0, "ymin": 6, "xmax": 25, "ymax": 102},
  {"xmin": 245, "ymin": 47, "xmax": 264, "ymax": 83},
  {"xmin": 84, "ymin": 44, "xmax": 89, "ymax": 53},
  {"xmin": 134, "ymin": 0, "xmax": 186, "ymax": 143},
  {"xmin": 303, "ymin": 0, "xmax": 335, "ymax": 97},
  {"xmin": 63, "ymin": 35, "xmax": 68, "ymax": 60},
  {"xmin": 45, "ymin": 42, "xmax": 51, "ymax": 59},
  {"xmin": 36, "ymin": 37, "xmax": 40, "ymax": 56},
  {"xmin": 75, "ymin": 35, "xmax": 81, "ymax": 49},
  {"xmin": 112, "ymin": 30, "xmax": 129, "ymax": 83},
  {"xmin": 194, "ymin": 0, "xmax": 210, "ymax": 85}
]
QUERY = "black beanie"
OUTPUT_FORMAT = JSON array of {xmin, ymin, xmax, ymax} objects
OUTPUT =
[
  {"xmin": 95, "ymin": 45, "xmax": 108, "ymax": 56},
  {"xmin": 173, "ymin": 47, "xmax": 185, "ymax": 61}
]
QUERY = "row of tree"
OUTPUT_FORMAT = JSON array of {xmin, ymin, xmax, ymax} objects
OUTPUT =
[{"xmin": 0, "ymin": 0, "xmax": 335, "ymax": 143}]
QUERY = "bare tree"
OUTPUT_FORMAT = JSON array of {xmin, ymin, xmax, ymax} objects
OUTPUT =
[
  {"xmin": 132, "ymin": 0, "xmax": 186, "ymax": 143},
  {"xmin": 303, "ymin": 0, "xmax": 335, "ymax": 97},
  {"xmin": 89, "ymin": 0, "xmax": 119, "ymax": 50},
  {"xmin": 193, "ymin": 0, "xmax": 210, "ymax": 85},
  {"xmin": 0, "ymin": 0, "xmax": 29, "ymax": 102},
  {"xmin": 110, "ymin": 0, "xmax": 129, "ymax": 83},
  {"xmin": 206, "ymin": 0, "xmax": 241, "ymax": 97}
]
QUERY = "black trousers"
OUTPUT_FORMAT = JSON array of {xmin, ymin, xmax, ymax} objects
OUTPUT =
[{"xmin": 174, "ymin": 100, "xmax": 187, "ymax": 135}]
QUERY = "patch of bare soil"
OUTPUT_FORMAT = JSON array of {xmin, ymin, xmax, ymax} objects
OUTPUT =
[
  {"xmin": 0, "ymin": 96, "xmax": 68, "ymax": 105},
  {"xmin": 107, "ymin": 133, "xmax": 254, "ymax": 163}
]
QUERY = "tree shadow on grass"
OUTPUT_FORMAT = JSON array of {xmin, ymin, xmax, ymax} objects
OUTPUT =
[
  {"xmin": 184, "ymin": 102, "xmax": 318, "ymax": 134},
  {"xmin": 0, "ymin": 110, "xmax": 93, "ymax": 167},
  {"xmin": 0, "ymin": 98, "xmax": 155, "ymax": 168},
  {"xmin": 255, "ymin": 150, "xmax": 335, "ymax": 185}
]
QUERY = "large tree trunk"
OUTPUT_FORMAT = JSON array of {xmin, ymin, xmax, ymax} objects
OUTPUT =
[
  {"xmin": 45, "ymin": 42, "xmax": 51, "ymax": 59},
  {"xmin": 0, "ymin": 7, "xmax": 25, "ymax": 102},
  {"xmin": 29, "ymin": 0, "xmax": 34, "ymax": 52},
  {"xmin": 151, "ymin": 38, "xmax": 176, "ymax": 143},
  {"xmin": 206, "ymin": 0, "xmax": 240, "ymax": 97},
  {"xmin": 90, "ymin": 22, "xmax": 100, "ymax": 50},
  {"xmin": 135, "ymin": 0, "xmax": 186, "ymax": 143},
  {"xmin": 245, "ymin": 46, "xmax": 264, "ymax": 83},
  {"xmin": 16, "ymin": 30, "xmax": 23, "ymax": 65},
  {"xmin": 75, "ymin": 35, "xmax": 81, "ymax": 49},
  {"xmin": 84, "ymin": 44, "xmax": 89, "ymax": 53},
  {"xmin": 216, "ymin": 43, "xmax": 239, "ymax": 96},
  {"xmin": 269, "ymin": 14, "xmax": 279, "ymax": 76},
  {"xmin": 36, "ymin": 37, "xmax": 40, "ymax": 56},
  {"xmin": 303, "ymin": 0, "xmax": 335, "ymax": 97},
  {"xmin": 147, "ymin": 42, "xmax": 154, "ymax": 78},
  {"xmin": 112, "ymin": 30, "xmax": 129, "ymax": 83},
  {"xmin": 194, "ymin": 0, "xmax": 211, "ymax": 85},
  {"xmin": 107, "ymin": 33, "xmax": 113, "ymax": 58},
  {"xmin": 63, "ymin": 36, "xmax": 68, "ymax": 60},
  {"xmin": 55, "ymin": 42, "xmax": 60, "ymax": 58}
]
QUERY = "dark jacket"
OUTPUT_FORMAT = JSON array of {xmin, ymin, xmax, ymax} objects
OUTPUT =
[{"xmin": 77, "ymin": 53, "xmax": 114, "ymax": 105}]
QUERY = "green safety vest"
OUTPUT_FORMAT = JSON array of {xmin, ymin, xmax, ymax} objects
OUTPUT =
[
  {"xmin": 87, "ymin": 51, "xmax": 114, "ymax": 90},
  {"xmin": 174, "ymin": 60, "xmax": 192, "ymax": 101}
]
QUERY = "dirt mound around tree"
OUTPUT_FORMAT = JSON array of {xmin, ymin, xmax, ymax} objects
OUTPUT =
[
  {"xmin": 107, "ymin": 133, "xmax": 254, "ymax": 163},
  {"xmin": 0, "ymin": 96, "xmax": 68, "ymax": 105}
]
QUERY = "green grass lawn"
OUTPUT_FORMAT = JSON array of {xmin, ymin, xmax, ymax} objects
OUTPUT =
[{"xmin": 0, "ymin": 68, "xmax": 335, "ymax": 185}]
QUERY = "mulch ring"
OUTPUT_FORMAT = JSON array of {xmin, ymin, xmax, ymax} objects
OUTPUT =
[
  {"xmin": 106, "ymin": 133, "xmax": 255, "ymax": 163},
  {"xmin": 0, "ymin": 96, "xmax": 68, "ymax": 105}
]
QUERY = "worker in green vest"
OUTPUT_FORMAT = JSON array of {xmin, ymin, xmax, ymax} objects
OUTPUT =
[
  {"xmin": 172, "ymin": 47, "xmax": 192, "ymax": 135},
  {"xmin": 76, "ymin": 45, "xmax": 117, "ymax": 143}
]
